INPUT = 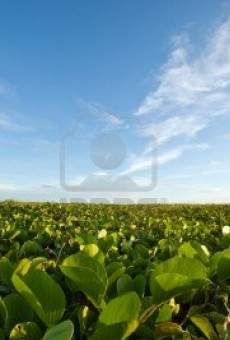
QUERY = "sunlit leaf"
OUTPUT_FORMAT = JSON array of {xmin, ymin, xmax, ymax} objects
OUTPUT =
[
  {"xmin": 99, "ymin": 292, "xmax": 141, "ymax": 325},
  {"xmin": 12, "ymin": 269, "xmax": 65, "ymax": 327},
  {"xmin": 42, "ymin": 320, "xmax": 74, "ymax": 340}
]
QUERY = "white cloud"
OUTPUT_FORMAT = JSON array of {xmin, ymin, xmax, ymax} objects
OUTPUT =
[
  {"xmin": 104, "ymin": 112, "xmax": 123, "ymax": 126},
  {"xmin": 140, "ymin": 115, "xmax": 207, "ymax": 144},
  {"xmin": 0, "ymin": 112, "xmax": 30, "ymax": 132},
  {"xmin": 158, "ymin": 147, "xmax": 184, "ymax": 165},
  {"xmin": 121, "ymin": 143, "xmax": 208, "ymax": 175},
  {"xmin": 136, "ymin": 18, "xmax": 230, "ymax": 144},
  {"xmin": 121, "ymin": 156, "xmax": 152, "ymax": 175},
  {"xmin": 76, "ymin": 99, "xmax": 123, "ymax": 126}
]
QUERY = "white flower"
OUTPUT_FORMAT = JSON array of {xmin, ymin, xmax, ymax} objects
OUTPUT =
[
  {"xmin": 130, "ymin": 224, "xmax": 136, "ymax": 230},
  {"xmin": 98, "ymin": 229, "xmax": 107, "ymax": 239},
  {"xmin": 130, "ymin": 235, "xmax": 136, "ymax": 242},
  {"xmin": 80, "ymin": 245, "xmax": 85, "ymax": 251},
  {"xmin": 222, "ymin": 225, "xmax": 230, "ymax": 235},
  {"xmin": 201, "ymin": 245, "xmax": 210, "ymax": 256}
]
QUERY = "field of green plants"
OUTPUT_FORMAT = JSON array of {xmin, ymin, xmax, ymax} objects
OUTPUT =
[{"xmin": 0, "ymin": 201, "xmax": 229, "ymax": 339}]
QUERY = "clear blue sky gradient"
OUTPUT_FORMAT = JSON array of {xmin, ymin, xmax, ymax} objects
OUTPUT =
[{"xmin": 0, "ymin": 1, "xmax": 230, "ymax": 202}]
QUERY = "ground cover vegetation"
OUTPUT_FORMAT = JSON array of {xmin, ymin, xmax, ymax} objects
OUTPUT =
[{"xmin": 0, "ymin": 201, "xmax": 229, "ymax": 339}]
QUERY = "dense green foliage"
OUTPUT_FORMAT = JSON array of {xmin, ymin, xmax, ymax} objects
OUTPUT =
[{"xmin": 0, "ymin": 201, "xmax": 229, "ymax": 339}]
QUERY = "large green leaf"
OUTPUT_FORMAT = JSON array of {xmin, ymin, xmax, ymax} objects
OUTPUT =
[
  {"xmin": 42, "ymin": 320, "xmax": 74, "ymax": 340},
  {"xmin": 149, "ymin": 256, "xmax": 207, "ymax": 303},
  {"xmin": 82, "ymin": 244, "xmax": 104, "ymax": 263},
  {"xmin": 60, "ymin": 252, "xmax": 107, "ymax": 308},
  {"xmin": 9, "ymin": 322, "xmax": 42, "ymax": 340},
  {"xmin": 0, "ymin": 293, "xmax": 34, "ymax": 334},
  {"xmin": 99, "ymin": 292, "xmax": 141, "ymax": 325},
  {"xmin": 12, "ymin": 269, "xmax": 65, "ymax": 327}
]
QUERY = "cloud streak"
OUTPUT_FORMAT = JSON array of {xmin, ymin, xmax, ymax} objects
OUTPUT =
[
  {"xmin": 121, "ymin": 143, "xmax": 208, "ymax": 175},
  {"xmin": 76, "ymin": 99, "xmax": 124, "ymax": 126},
  {"xmin": 136, "ymin": 18, "xmax": 230, "ymax": 144},
  {"xmin": 0, "ymin": 112, "xmax": 31, "ymax": 132}
]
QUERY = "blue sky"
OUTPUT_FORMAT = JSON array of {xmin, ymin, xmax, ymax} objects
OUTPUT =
[{"xmin": 0, "ymin": 0, "xmax": 230, "ymax": 202}]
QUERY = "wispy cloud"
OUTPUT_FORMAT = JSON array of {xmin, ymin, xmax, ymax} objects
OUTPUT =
[
  {"xmin": 118, "ymin": 17, "xmax": 230, "ymax": 181},
  {"xmin": 122, "ymin": 143, "xmax": 208, "ymax": 175},
  {"xmin": 136, "ymin": 18, "xmax": 230, "ymax": 144},
  {"xmin": 76, "ymin": 99, "xmax": 124, "ymax": 126},
  {"xmin": 140, "ymin": 116, "xmax": 207, "ymax": 145},
  {"xmin": 0, "ymin": 112, "xmax": 31, "ymax": 132}
]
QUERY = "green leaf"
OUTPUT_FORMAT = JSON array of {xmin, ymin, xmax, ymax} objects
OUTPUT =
[
  {"xmin": 149, "ymin": 256, "xmax": 207, "ymax": 303},
  {"xmin": 117, "ymin": 274, "xmax": 133, "ymax": 295},
  {"xmin": 90, "ymin": 323, "xmax": 125, "ymax": 340},
  {"xmin": 0, "ymin": 258, "xmax": 14, "ymax": 287},
  {"xmin": 133, "ymin": 274, "xmax": 146, "ymax": 298},
  {"xmin": 154, "ymin": 322, "xmax": 183, "ymax": 338},
  {"xmin": 220, "ymin": 234, "xmax": 230, "ymax": 248},
  {"xmin": 12, "ymin": 269, "xmax": 65, "ymax": 327},
  {"xmin": 178, "ymin": 241, "xmax": 209, "ymax": 264},
  {"xmin": 210, "ymin": 249, "xmax": 230, "ymax": 281},
  {"xmin": 98, "ymin": 235, "xmax": 114, "ymax": 253},
  {"xmin": 19, "ymin": 241, "xmax": 42, "ymax": 257},
  {"xmin": 90, "ymin": 320, "xmax": 139, "ymax": 340},
  {"xmin": 190, "ymin": 314, "xmax": 217, "ymax": 339},
  {"xmin": 134, "ymin": 244, "xmax": 149, "ymax": 259},
  {"xmin": 155, "ymin": 304, "xmax": 173, "ymax": 323},
  {"xmin": 106, "ymin": 262, "xmax": 125, "ymax": 288},
  {"xmin": 207, "ymin": 311, "xmax": 226, "ymax": 324},
  {"xmin": 99, "ymin": 292, "xmax": 141, "ymax": 325},
  {"xmin": 9, "ymin": 322, "xmax": 42, "ymax": 340},
  {"xmin": 82, "ymin": 244, "xmax": 104, "ymax": 263},
  {"xmin": 216, "ymin": 250, "xmax": 230, "ymax": 281},
  {"xmin": 0, "ymin": 293, "xmax": 34, "ymax": 334},
  {"xmin": 121, "ymin": 319, "xmax": 139, "ymax": 339},
  {"xmin": 60, "ymin": 252, "xmax": 107, "ymax": 308},
  {"xmin": 14, "ymin": 259, "xmax": 32, "ymax": 276},
  {"xmin": 83, "ymin": 244, "xmax": 99, "ymax": 257},
  {"xmin": 42, "ymin": 320, "xmax": 74, "ymax": 340}
]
